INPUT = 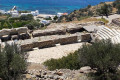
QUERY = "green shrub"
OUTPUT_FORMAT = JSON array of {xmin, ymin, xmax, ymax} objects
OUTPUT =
[
  {"xmin": 87, "ymin": 5, "xmax": 91, "ymax": 8},
  {"xmin": 98, "ymin": 18, "xmax": 109, "ymax": 24},
  {"xmin": 26, "ymin": 21, "xmax": 41, "ymax": 30},
  {"xmin": 44, "ymin": 51, "xmax": 80, "ymax": 70},
  {"xmin": 53, "ymin": 16, "xmax": 58, "ymax": 20},
  {"xmin": 19, "ymin": 14, "xmax": 33, "ymax": 21},
  {"xmin": 0, "ymin": 43, "xmax": 26, "ymax": 80},
  {"xmin": 78, "ymin": 40, "xmax": 120, "ymax": 80},
  {"xmin": 96, "ymin": 3, "xmax": 112, "ymax": 17},
  {"xmin": 12, "ymin": 21, "xmax": 29, "ymax": 28}
]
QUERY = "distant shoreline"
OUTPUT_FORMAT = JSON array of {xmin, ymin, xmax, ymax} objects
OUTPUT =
[{"xmin": 0, "ymin": 0, "xmax": 114, "ymax": 15}]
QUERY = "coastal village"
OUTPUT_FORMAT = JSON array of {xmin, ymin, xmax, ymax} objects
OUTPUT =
[{"xmin": 1, "ymin": 0, "xmax": 120, "ymax": 80}]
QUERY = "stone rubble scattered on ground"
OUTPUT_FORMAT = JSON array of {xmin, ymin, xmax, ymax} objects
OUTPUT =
[{"xmin": 23, "ymin": 67, "xmax": 91, "ymax": 80}]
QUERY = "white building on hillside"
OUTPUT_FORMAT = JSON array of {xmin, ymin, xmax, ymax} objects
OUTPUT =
[
  {"xmin": 21, "ymin": 13, "xmax": 31, "ymax": 16},
  {"xmin": 31, "ymin": 10, "xmax": 39, "ymax": 16},
  {"xmin": 20, "ymin": 10, "xmax": 39, "ymax": 16},
  {"xmin": 41, "ymin": 20, "xmax": 50, "ymax": 25},
  {"xmin": 57, "ymin": 13, "xmax": 63, "ymax": 17},
  {"xmin": 7, "ymin": 10, "xmax": 19, "ymax": 17},
  {"xmin": 57, "ymin": 12, "xmax": 68, "ymax": 17}
]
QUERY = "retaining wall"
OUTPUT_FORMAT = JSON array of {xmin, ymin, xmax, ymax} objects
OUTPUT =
[{"xmin": 20, "ymin": 35, "xmax": 78, "ymax": 51}]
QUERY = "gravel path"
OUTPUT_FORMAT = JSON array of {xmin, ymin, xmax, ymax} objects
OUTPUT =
[{"xmin": 27, "ymin": 43, "xmax": 83, "ymax": 64}]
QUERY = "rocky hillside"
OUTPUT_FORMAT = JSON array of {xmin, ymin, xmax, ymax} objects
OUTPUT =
[{"xmin": 58, "ymin": 2, "xmax": 117, "ymax": 22}]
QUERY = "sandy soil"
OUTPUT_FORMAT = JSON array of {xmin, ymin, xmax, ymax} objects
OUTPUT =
[{"xmin": 27, "ymin": 43, "xmax": 83, "ymax": 64}]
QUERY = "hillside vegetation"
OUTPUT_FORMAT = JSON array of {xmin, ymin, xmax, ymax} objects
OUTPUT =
[{"xmin": 58, "ymin": 0, "xmax": 120, "ymax": 22}]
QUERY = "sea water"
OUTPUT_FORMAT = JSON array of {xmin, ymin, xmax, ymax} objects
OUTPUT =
[{"xmin": 0, "ymin": 0, "xmax": 115, "ymax": 14}]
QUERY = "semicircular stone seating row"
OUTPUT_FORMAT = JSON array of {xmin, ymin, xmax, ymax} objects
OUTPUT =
[{"xmin": 96, "ymin": 26, "xmax": 120, "ymax": 44}]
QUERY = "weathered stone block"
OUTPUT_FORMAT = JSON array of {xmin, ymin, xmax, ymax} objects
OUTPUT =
[
  {"xmin": 16, "ymin": 27, "xmax": 28, "ymax": 34},
  {"xmin": 81, "ymin": 34, "xmax": 91, "ymax": 42},
  {"xmin": 59, "ymin": 36, "xmax": 78, "ymax": 45}
]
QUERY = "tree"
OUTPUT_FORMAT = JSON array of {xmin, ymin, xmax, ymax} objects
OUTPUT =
[
  {"xmin": 116, "ymin": 4, "xmax": 120, "ymax": 14},
  {"xmin": 78, "ymin": 40, "xmax": 120, "ymax": 80},
  {"xmin": 19, "ymin": 14, "xmax": 33, "ymax": 21},
  {"xmin": 113, "ymin": 0, "xmax": 120, "ymax": 14},
  {"xmin": 0, "ymin": 43, "xmax": 26, "ymax": 80},
  {"xmin": 113, "ymin": 0, "xmax": 120, "ymax": 7},
  {"xmin": 87, "ymin": 5, "xmax": 91, "ymax": 8},
  {"xmin": 97, "ymin": 3, "xmax": 112, "ymax": 17},
  {"xmin": 53, "ymin": 16, "xmax": 58, "ymax": 20},
  {"xmin": 26, "ymin": 20, "xmax": 41, "ymax": 30}
]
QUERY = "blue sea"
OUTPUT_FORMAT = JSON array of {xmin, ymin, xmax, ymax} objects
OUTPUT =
[{"xmin": 0, "ymin": 0, "xmax": 115, "ymax": 14}]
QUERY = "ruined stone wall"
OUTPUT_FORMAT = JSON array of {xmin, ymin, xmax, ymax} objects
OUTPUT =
[
  {"xmin": 0, "ymin": 27, "xmax": 29, "ymax": 42},
  {"xmin": 33, "ymin": 29, "xmax": 66, "ymax": 37},
  {"xmin": 32, "ymin": 26, "xmax": 84, "ymax": 37},
  {"xmin": 21, "ymin": 43, "xmax": 34, "ymax": 51},
  {"xmin": 20, "ymin": 35, "xmax": 78, "ymax": 51}
]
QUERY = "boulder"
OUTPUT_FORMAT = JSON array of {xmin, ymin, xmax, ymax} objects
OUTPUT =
[
  {"xmin": 54, "ymin": 71, "xmax": 63, "ymax": 76},
  {"xmin": 80, "ymin": 66, "xmax": 91, "ymax": 73},
  {"xmin": 25, "ymin": 74, "xmax": 32, "ymax": 79}
]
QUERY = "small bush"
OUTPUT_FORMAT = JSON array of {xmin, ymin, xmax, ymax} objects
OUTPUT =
[{"xmin": 44, "ymin": 51, "xmax": 80, "ymax": 70}]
